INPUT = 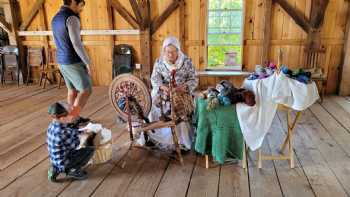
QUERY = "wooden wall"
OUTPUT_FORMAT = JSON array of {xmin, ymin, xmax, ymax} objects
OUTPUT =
[
  {"xmin": 243, "ymin": 0, "xmax": 349, "ymax": 94},
  {"xmin": 15, "ymin": 0, "xmax": 350, "ymax": 93}
]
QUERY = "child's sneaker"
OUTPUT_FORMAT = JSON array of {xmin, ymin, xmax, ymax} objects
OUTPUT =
[
  {"xmin": 48, "ymin": 166, "xmax": 60, "ymax": 182},
  {"xmin": 66, "ymin": 169, "xmax": 88, "ymax": 180}
]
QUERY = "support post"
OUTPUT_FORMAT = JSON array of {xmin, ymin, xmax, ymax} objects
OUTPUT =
[
  {"xmin": 6, "ymin": 0, "xmax": 27, "ymax": 83},
  {"xmin": 140, "ymin": 29, "xmax": 152, "ymax": 86},
  {"xmin": 261, "ymin": 0, "xmax": 272, "ymax": 65}
]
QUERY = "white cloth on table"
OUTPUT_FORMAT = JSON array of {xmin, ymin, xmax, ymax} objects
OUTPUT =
[
  {"xmin": 236, "ymin": 73, "xmax": 319, "ymax": 151},
  {"xmin": 272, "ymin": 73, "xmax": 320, "ymax": 111},
  {"xmin": 236, "ymin": 73, "xmax": 279, "ymax": 151}
]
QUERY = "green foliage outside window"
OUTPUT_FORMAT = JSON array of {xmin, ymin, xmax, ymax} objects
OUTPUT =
[{"xmin": 208, "ymin": 0, "xmax": 243, "ymax": 67}]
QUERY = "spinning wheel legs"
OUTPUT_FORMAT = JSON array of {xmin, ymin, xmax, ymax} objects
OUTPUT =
[{"xmin": 171, "ymin": 126, "xmax": 184, "ymax": 165}]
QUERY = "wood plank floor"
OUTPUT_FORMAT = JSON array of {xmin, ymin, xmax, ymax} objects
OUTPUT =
[{"xmin": 1, "ymin": 86, "xmax": 350, "ymax": 197}]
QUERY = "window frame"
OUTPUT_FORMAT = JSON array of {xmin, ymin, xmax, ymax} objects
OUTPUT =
[{"xmin": 206, "ymin": 0, "xmax": 245, "ymax": 70}]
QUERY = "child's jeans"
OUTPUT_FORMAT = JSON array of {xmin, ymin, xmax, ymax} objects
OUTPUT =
[{"xmin": 65, "ymin": 147, "xmax": 95, "ymax": 171}]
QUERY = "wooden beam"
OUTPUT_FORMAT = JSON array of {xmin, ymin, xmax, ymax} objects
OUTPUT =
[
  {"xmin": 339, "ymin": 1, "xmax": 350, "ymax": 95},
  {"xmin": 19, "ymin": 0, "xmax": 45, "ymax": 31},
  {"xmin": 310, "ymin": 0, "xmax": 329, "ymax": 29},
  {"xmin": 199, "ymin": 0, "xmax": 208, "ymax": 68},
  {"xmin": 274, "ymin": 0, "xmax": 311, "ymax": 33},
  {"xmin": 151, "ymin": 0, "xmax": 180, "ymax": 34},
  {"xmin": 22, "ymin": 40, "xmax": 143, "ymax": 46},
  {"xmin": 110, "ymin": 0, "xmax": 139, "ymax": 29},
  {"xmin": 139, "ymin": 0, "xmax": 150, "ymax": 29},
  {"xmin": 7, "ymin": 0, "xmax": 27, "ymax": 83},
  {"xmin": 39, "ymin": 3, "xmax": 49, "ymax": 74},
  {"xmin": 0, "ymin": 15, "xmax": 12, "ymax": 33},
  {"xmin": 306, "ymin": 0, "xmax": 329, "ymax": 49},
  {"xmin": 129, "ymin": 0, "xmax": 144, "ymax": 29},
  {"xmin": 261, "ymin": 0, "xmax": 272, "ymax": 65},
  {"xmin": 107, "ymin": 0, "xmax": 116, "ymax": 81},
  {"xmin": 179, "ymin": 0, "xmax": 186, "ymax": 51},
  {"xmin": 18, "ymin": 29, "xmax": 140, "ymax": 36},
  {"xmin": 0, "ymin": 0, "xmax": 9, "ymax": 4},
  {"xmin": 140, "ymin": 29, "xmax": 152, "ymax": 86}
]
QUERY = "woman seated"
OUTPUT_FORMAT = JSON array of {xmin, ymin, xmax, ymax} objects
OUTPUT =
[{"xmin": 148, "ymin": 36, "xmax": 198, "ymax": 151}]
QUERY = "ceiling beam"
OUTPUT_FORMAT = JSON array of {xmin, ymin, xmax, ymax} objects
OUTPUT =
[
  {"xmin": 19, "ymin": 0, "xmax": 45, "ymax": 31},
  {"xmin": 0, "ymin": 15, "xmax": 12, "ymax": 33},
  {"xmin": 18, "ymin": 29, "xmax": 140, "ymax": 36},
  {"xmin": 151, "ymin": 0, "xmax": 181, "ymax": 34},
  {"xmin": 310, "ymin": 0, "xmax": 329, "ymax": 29},
  {"xmin": 274, "ymin": 0, "xmax": 312, "ymax": 33},
  {"xmin": 138, "ymin": 0, "xmax": 151, "ymax": 29},
  {"xmin": 129, "ymin": 0, "xmax": 144, "ymax": 29},
  {"xmin": 111, "ymin": 0, "xmax": 139, "ymax": 29}
]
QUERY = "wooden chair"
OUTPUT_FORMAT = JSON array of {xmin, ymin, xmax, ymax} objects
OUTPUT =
[
  {"xmin": 26, "ymin": 47, "xmax": 63, "ymax": 88},
  {"xmin": 46, "ymin": 48, "xmax": 64, "ymax": 89},
  {"xmin": 0, "ymin": 46, "xmax": 20, "ymax": 86},
  {"xmin": 303, "ymin": 47, "xmax": 327, "ymax": 102},
  {"xmin": 26, "ymin": 47, "xmax": 45, "ymax": 86}
]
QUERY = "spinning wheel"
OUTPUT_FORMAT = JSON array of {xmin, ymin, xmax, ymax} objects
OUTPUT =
[
  {"xmin": 109, "ymin": 74, "xmax": 152, "ymax": 122},
  {"xmin": 109, "ymin": 73, "xmax": 184, "ymax": 166}
]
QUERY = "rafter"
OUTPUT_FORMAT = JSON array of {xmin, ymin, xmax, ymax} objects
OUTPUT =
[
  {"xmin": 111, "ymin": 0, "xmax": 139, "ymax": 29},
  {"xmin": 138, "ymin": 0, "xmax": 151, "ymax": 29},
  {"xmin": 0, "ymin": 15, "xmax": 12, "ymax": 33},
  {"xmin": 310, "ymin": 0, "xmax": 329, "ymax": 29},
  {"xmin": 19, "ymin": 0, "xmax": 45, "ymax": 31},
  {"xmin": 151, "ymin": 0, "xmax": 181, "ymax": 34},
  {"xmin": 274, "ymin": 0, "xmax": 329, "ymax": 34},
  {"xmin": 274, "ymin": 0, "xmax": 311, "ymax": 33},
  {"xmin": 129, "ymin": 0, "xmax": 143, "ymax": 29}
]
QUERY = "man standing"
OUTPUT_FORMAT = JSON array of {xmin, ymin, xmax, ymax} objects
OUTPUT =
[{"xmin": 52, "ymin": 0, "xmax": 91, "ymax": 124}]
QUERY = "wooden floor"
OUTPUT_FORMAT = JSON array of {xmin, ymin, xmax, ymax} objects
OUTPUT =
[{"xmin": 1, "ymin": 85, "xmax": 350, "ymax": 197}]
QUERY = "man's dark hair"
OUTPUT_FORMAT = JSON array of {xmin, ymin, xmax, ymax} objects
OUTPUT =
[{"xmin": 63, "ymin": 0, "xmax": 85, "ymax": 5}]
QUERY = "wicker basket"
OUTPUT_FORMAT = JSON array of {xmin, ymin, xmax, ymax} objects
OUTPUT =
[{"xmin": 91, "ymin": 140, "xmax": 113, "ymax": 164}]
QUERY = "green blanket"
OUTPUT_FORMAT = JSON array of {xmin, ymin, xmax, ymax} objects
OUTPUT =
[{"xmin": 194, "ymin": 98, "xmax": 243, "ymax": 164}]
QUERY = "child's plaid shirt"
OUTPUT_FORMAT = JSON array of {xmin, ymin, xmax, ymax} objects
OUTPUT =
[{"xmin": 47, "ymin": 120, "xmax": 82, "ymax": 172}]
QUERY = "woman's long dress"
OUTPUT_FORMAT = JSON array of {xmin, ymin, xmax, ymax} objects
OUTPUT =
[{"xmin": 148, "ymin": 57, "xmax": 198, "ymax": 150}]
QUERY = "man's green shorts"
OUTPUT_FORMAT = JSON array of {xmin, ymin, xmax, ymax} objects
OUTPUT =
[{"xmin": 59, "ymin": 63, "xmax": 92, "ymax": 92}]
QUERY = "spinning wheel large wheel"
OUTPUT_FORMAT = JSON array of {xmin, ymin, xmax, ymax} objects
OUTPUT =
[{"xmin": 109, "ymin": 74, "xmax": 152, "ymax": 121}]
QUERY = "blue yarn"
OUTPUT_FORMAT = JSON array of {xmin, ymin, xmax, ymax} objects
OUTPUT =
[
  {"xmin": 296, "ymin": 75, "xmax": 310, "ymax": 84},
  {"xmin": 218, "ymin": 95, "xmax": 231, "ymax": 106},
  {"xmin": 281, "ymin": 65, "xmax": 289, "ymax": 74},
  {"xmin": 117, "ymin": 97, "xmax": 126, "ymax": 110}
]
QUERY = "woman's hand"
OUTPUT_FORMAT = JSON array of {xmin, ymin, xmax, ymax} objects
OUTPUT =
[{"xmin": 160, "ymin": 85, "xmax": 170, "ymax": 95}]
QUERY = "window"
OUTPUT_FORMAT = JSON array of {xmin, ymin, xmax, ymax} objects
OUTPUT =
[{"xmin": 207, "ymin": 0, "xmax": 243, "ymax": 69}]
